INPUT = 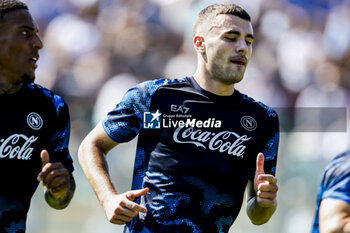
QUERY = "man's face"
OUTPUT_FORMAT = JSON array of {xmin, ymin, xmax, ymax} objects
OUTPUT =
[
  {"xmin": 0, "ymin": 9, "xmax": 43, "ymax": 84},
  {"xmin": 201, "ymin": 14, "xmax": 254, "ymax": 85}
]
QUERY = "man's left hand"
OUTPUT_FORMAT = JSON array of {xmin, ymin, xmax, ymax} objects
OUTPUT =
[
  {"xmin": 254, "ymin": 152, "xmax": 278, "ymax": 208},
  {"xmin": 37, "ymin": 150, "xmax": 70, "ymax": 199}
]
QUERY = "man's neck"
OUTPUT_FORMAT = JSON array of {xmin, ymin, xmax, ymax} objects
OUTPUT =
[
  {"xmin": 0, "ymin": 82, "xmax": 23, "ymax": 95},
  {"xmin": 193, "ymin": 71, "xmax": 235, "ymax": 96},
  {"xmin": 0, "ymin": 69, "xmax": 25, "ymax": 95}
]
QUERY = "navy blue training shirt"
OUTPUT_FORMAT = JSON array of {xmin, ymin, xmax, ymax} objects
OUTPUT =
[
  {"xmin": 0, "ymin": 82, "xmax": 74, "ymax": 233},
  {"xmin": 103, "ymin": 76, "xmax": 279, "ymax": 233}
]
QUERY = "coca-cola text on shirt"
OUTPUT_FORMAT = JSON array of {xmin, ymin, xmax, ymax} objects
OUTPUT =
[
  {"xmin": 0, "ymin": 134, "xmax": 38, "ymax": 160},
  {"xmin": 173, "ymin": 127, "xmax": 251, "ymax": 158}
]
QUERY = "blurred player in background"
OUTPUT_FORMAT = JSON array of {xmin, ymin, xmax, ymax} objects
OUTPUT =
[
  {"xmin": 79, "ymin": 3, "xmax": 279, "ymax": 233},
  {"xmin": 0, "ymin": 0, "xmax": 75, "ymax": 232},
  {"xmin": 311, "ymin": 151, "xmax": 350, "ymax": 233}
]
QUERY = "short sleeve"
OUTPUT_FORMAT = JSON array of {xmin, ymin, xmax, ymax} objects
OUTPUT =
[
  {"xmin": 102, "ymin": 78, "xmax": 188, "ymax": 143},
  {"xmin": 48, "ymin": 95, "xmax": 74, "ymax": 173},
  {"xmin": 322, "ymin": 164, "xmax": 350, "ymax": 204},
  {"xmin": 261, "ymin": 112, "xmax": 280, "ymax": 176},
  {"xmin": 102, "ymin": 88, "xmax": 143, "ymax": 143},
  {"xmin": 102, "ymin": 79, "xmax": 161, "ymax": 143}
]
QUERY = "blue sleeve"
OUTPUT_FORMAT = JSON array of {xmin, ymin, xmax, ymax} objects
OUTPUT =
[
  {"xmin": 102, "ymin": 86, "xmax": 148, "ymax": 143},
  {"xmin": 49, "ymin": 95, "xmax": 74, "ymax": 173},
  {"xmin": 103, "ymin": 79, "xmax": 169, "ymax": 143},
  {"xmin": 102, "ymin": 78, "xmax": 188, "ymax": 143},
  {"xmin": 322, "ymin": 164, "xmax": 350, "ymax": 204},
  {"xmin": 261, "ymin": 111, "xmax": 280, "ymax": 176}
]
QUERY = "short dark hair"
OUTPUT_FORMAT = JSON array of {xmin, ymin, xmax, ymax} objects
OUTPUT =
[
  {"xmin": 0, "ymin": 0, "xmax": 28, "ymax": 20},
  {"xmin": 193, "ymin": 3, "xmax": 251, "ymax": 36}
]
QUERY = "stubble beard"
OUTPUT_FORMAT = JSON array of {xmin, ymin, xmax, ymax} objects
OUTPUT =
[{"xmin": 210, "ymin": 62, "xmax": 245, "ymax": 85}]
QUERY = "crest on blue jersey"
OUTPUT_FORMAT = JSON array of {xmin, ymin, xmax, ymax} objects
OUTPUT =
[
  {"xmin": 144, "ymin": 110, "xmax": 162, "ymax": 129},
  {"xmin": 240, "ymin": 115, "xmax": 257, "ymax": 131},
  {"xmin": 27, "ymin": 112, "xmax": 43, "ymax": 130}
]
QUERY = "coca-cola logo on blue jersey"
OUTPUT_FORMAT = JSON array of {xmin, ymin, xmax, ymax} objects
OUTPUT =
[
  {"xmin": 173, "ymin": 127, "xmax": 251, "ymax": 158},
  {"xmin": 0, "ymin": 134, "xmax": 38, "ymax": 160}
]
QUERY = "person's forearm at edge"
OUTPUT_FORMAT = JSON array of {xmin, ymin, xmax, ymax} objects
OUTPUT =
[
  {"xmin": 77, "ymin": 125, "xmax": 118, "ymax": 207},
  {"xmin": 320, "ymin": 199, "xmax": 350, "ymax": 233}
]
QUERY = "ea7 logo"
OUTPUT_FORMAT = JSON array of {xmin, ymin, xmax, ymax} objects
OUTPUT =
[
  {"xmin": 170, "ymin": 105, "xmax": 190, "ymax": 114},
  {"xmin": 27, "ymin": 112, "xmax": 43, "ymax": 130}
]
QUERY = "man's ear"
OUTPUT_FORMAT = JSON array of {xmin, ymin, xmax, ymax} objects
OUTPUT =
[{"xmin": 194, "ymin": 35, "xmax": 205, "ymax": 54}]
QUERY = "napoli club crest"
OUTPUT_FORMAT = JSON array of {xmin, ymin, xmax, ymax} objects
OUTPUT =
[
  {"xmin": 240, "ymin": 116, "xmax": 257, "ymax": 131},
  {"xmin": 27, "ymin": 112, "xmax": 43, "ymax": 130}
]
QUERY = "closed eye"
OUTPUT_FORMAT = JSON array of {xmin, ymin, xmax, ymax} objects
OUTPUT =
[{"xmin": 225, "ymin": 37, "xmax": 237, "ymax": 42}]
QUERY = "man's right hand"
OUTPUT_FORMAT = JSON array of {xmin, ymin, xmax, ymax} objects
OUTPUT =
[{"xmin": 102, "ymin": 188, "xmax": 149, "ymax": 225}]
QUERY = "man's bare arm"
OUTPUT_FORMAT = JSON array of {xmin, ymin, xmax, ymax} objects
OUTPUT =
[
  {"xmin": 78, "ymin": 122, "xmax": 148, "ymax": 224},
  {"xmin": 319, "ymin": 198, "xmax": 350, "ymax": 233},
  {"xmin": 78, "ymin": 122, "xmax": 119, "ymax": 204}
]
